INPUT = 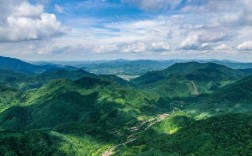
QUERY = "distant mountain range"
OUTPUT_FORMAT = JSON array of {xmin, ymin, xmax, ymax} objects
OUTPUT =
[{"xmin": 1, "ymin": 55, "xmax": 252, "ymax": 76}]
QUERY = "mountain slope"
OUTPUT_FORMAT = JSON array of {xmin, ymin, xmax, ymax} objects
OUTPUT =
[
  {"xmin": 0, "ymin": 67, "xmax": 133, "ymax": 91},
  {"xmin": 132, "ymin": 62, "xmax": 244, "ymax": 85},
  {"xmin": 182, "ymin": 75, "xmax": 252, "ymax": 118},
  {"xmin": 131, "ymin": 62, "xmax": 245, "ymax": 98},
  {"xmin": 0, "ymin": 56, "xmax": 55, "ymax": 73},
  {"xmin": 0, "ymin": 77, "xmax": 167, "ymax": 142},
  {"xmin": 0, "ymin": 85, "xmax": 21, "ymax": 112},
  {"xmin": 117, "ymin": 113, "xmax": 252, "ymax": 156},
  {"xmin": 0, "ymin": 58, "xmax": 252, "ymax": 155},
  {"xmin": 0, "ymin": 68, "xmax": 94, "ymax": 90}
]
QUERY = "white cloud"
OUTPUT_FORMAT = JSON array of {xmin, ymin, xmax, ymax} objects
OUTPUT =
[
  {"xmin": 93, "ymin": 41, "xmax": 170, "ymax": 54},
  {"xmin": 0, "ymin": 1, "xmax": 67, "ymax": 42},
  {"xmin": 180, "ymin": 31, "xmax": 230, "ymax": 50},
  {"xmin": 121, "ymin": 42, "xmax": 146, "ymax": 53},
  {"xmin": 151, "ymin": 42, "xmax": 170, "ymax": 51},
  {"xmin": 94, "ymin": 41, "xmax": 146, "ymax": 53},
  {"xmin": 237, "ymin": 41, "xmax": 252, "ymax": 51},
  {"xmin": 180, "ymin": 34, "xmax": 199, "ymax": 50},
  {"xmin": 1, "ymin": 0, "xmax": 252, "ymax": 61},
  {"xmin": 13, "ymin": 1, "xmax": 44, "ymax": 17},
  {"xmin": 214, "ymin": 44, "xmax": 231, "ymax": 50},
  {"xmin": 94, "ymin": 44, "xmax": 120, "ymax": 53},
  {"xmin": 121, "ymin": 0, "xmax": 182, "ymax": 11}
]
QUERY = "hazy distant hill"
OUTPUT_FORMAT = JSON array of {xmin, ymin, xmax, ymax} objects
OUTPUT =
[
  {"xmin": 47, "ymin": 59, "xmax": 252, "ymax": 78},
  {"xmin": 81, "ymin": 60, "xmax": 177, "ymax": 76},
  {"xmin": 0, "ymin": 56, "xmax": 56, "ymax": 73}
]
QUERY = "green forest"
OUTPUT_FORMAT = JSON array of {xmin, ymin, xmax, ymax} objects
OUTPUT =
[{"xmin": 0, "ymin": 56, "xmax": 252, "ymax": 156}]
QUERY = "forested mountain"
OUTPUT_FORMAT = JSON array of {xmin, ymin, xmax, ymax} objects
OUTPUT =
[
  {"xmin": 131, "ymin": 62, "xmax": 247, "ymax": 98},
  {"xmin": 0, "ymin": 56, "xmax": 55, "ymax": 73},
  {"xmin": 116, "ymin": 112, "xmax": 252, "ymax": 155},
  {"xmin": 0, "ymin": 57, "xmax": 251, "ymax": 155}
]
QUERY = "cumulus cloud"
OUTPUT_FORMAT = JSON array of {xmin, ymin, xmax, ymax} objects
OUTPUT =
[
  {"xmin": 214, "ymin": 44, "xmax": 231, "ymax": 50},
  {"xmin": 180, "ymin": 31, "xmax": 230, "ymax": 50},
  {"xmin": 237, "ymin": 41, "xmax": 252, "ymax": 51},
  {"xmin": 94, "ymin": 41, "xmax": 146, "ymax": 53},
  {"xmin": 0, "ymin": 0, "xmax": 67, "ymax": 42},
  {"xmin": 183, "ymin": 0, "xmax": 252, "ymax": 26},
  {"xmin": 93, "ymin": 41, "xmax": 171, "ymax": 53},
  {"xmin": 1, "ymin": 0, "xmax": 252, "ymax": 61},
  {"xmin": 151, "ymin": 42, "xmax": 170, "ymax": 51},
  {"xmin": 121, "ymin": 0, "xmax": 182, "ymax": 11}
]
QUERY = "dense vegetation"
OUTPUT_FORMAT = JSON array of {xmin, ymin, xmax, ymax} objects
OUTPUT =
[
  {"xmin": 131, "ymin": 62, "xmax": 245, "ymax": 98},
  {"xmin": 0, "ymin": 56, "xmax": 251, "ymax": 155},
  {"xmin": 116, "ymin": 112, "xmax": 252, "ymax": 155}
]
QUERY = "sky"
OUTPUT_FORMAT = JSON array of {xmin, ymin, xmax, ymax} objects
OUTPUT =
[{"xmin": 0, "ymin": 0, "xmax": 252, "ymax": 62}]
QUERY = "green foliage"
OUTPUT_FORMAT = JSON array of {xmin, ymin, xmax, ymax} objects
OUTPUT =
[
  {"xmin": 0, "ymin": 61, "xmax": 252, "ymax": 155},
  {"xmin": 0, "ymin": 130, "xmax": 66, "ymax": 156},
  {"xmin": 0, "ymin": 85, "xmax": 21, "ymax": 113},
  {"xmin": 182, "ymin": 76, "xmax": 252, "ymax": 118},
  {"xmin": 131, "ymin": 62, "xmax": 245, "ymax": 98},
  {"xmin": 119, "ymin": 113, "xmax": 252, "ymax": 156}
]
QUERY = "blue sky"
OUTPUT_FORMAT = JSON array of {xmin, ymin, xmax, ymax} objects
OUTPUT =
[{"xmin": 0, "ymin": 0, "xmax": 252, "ymax": 61}]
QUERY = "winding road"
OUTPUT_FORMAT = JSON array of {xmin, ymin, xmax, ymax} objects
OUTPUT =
[{"xmin": 102, "ymin": 113, "xmax": 169, "ymax": 156}]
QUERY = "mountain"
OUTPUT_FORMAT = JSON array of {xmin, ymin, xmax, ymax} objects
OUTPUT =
[
  {"xmin": 0, "ymin": 66, "xmax": 133, "ymax": 91},
  {"xmin": 132, "ymin": 62, "xmax": 244, "ymax": 85},
  {"xmin": 238, "ymin": 68, "xmax": 252, "ymax": 75},
  {"xmin": 36, "ymin": 69, "xmax": 95, "ymax": 82},
  {"xmin": 80, "ymin": 60, "xmax": 176, "ymax": 77},
  {"xmin": 0, "ymin": 85, "xmax": 21, "ymax": 112},
  {"xmin": 0, "ymin": 68, "xmax": 33, "ymax": 89},
  {"xmin": 117, "ymin": 112, "xmax": 252, "ymax": 155},
  {"xmin": 0, "ymin": 68, "xmax": 95, "ymax": 90},
  {"xmin": 0, "ymin": 56, "xmax": 252, "ymax": 155},
  {"xmin": 0, "ymin": 76, "xmax": 167, "ymax": 145},
  {"xmin": 181, "ymin": 75, "xmax": 252, "ymax": 118},
  {"xmin": 49, "ymin": 59, "xmax": 252, "ymax": 78},
  {"xmin": 0, "ymin": 56, "xmax": 56, "ymax": 73},
  {"xmin": 211, "ymin": 60, "xmax": 252, "ymax": 69},
  {"xmin": 131, "ymin": 62, "xmax": 245, "ymax": 98}
]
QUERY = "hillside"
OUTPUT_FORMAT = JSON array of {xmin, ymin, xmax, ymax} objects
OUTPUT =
[
  {"xmin": 116, "ymin": 112, "xmax": 252, "ymax": 155},
  {"xmin": 131, "ymin": 62, "xmax": 245, "ymax": 98},
  {"xmin": 0, "ymin": 56, "xmax": 55, "ymax": 73},
  {"xmin": 181, "ymin": 75, "xmax": 252, "ymax": 118},
  {"xmin": 0, "ymin": 58, "xmax": 252, "ymax": 155},
  {"xmin": 132, "ymin": 62, "xmax": 244, "ymax": 85},
  {"xmin": 0, "ymin": 85, "xmax": 21, "ymax": 112},
  {"xmin": 0, "ymin": 67, "xmax": 132, "ymax": 91},
  {"xmin": 0, "ymin": 76, "xmax": 168, "ymax": 144},
  {"xmin": 0, "ymin": 68, "xmax": 95, "ymax": 90}
]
